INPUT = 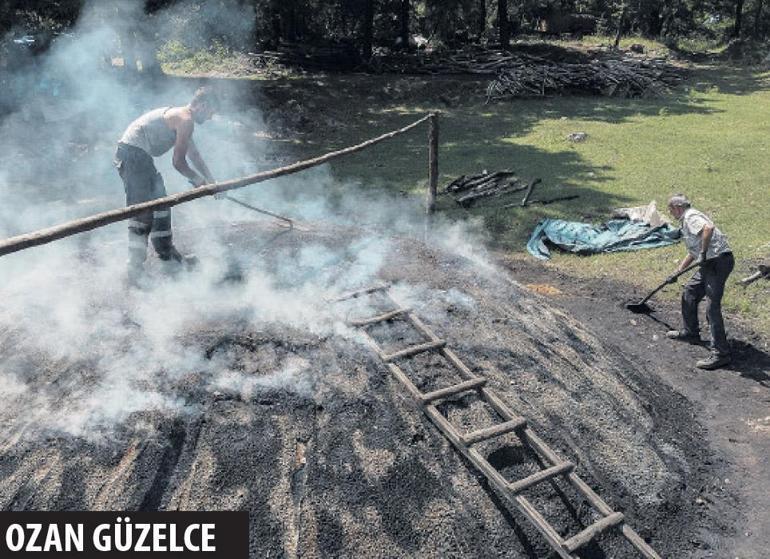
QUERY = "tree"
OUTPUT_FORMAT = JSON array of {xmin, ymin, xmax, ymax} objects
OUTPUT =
[
  {"xmin": 497, "ymin": 0, "xmax": 509, "ymax": 46},
  {"xmin": 734, "ymin": 0, "xmax": 745, "ymax": 36},
  {"xmin": 754, "ymin": 0, "xmax": 764, "ymax": 37},
  {"xmin": 478, "ymin": 0, "xmax": 486, "ymax": 39},
  {"xmin": 362, "ymin": 0, "xmax": 374, "ymax": 59},
  {"xmin": 399, "ymin": 0, "xmax": 409, "ymax": 47}
]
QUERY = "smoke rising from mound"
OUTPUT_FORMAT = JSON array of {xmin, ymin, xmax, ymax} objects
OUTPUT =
[{"xmin": 0, "ymin": 1, "xmax": 490, "ymax": 440}]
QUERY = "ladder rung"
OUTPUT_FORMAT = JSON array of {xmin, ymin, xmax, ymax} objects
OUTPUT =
[
  {"xmin": 563, "ymin": 512, "xmax": 625, "ymax": 553},
  {"xmin": 462, "ymin": 417, "xmax": 527, "ymax": 446},
  {"xmin": 508, "ymin": 461, "xmax": 575, "ymax": 494},
  {"xmin": 420, "ymin": 377, "xmax": 487, "ymax": 404},
  {"xmin": 383, "ymin": 340, "xmax": 446, "ymax": 362},
  {"xmin": 349, "ymin": 308, "xmax": 410, "ymax": 327},
  {"xmin": 334, "ymin": 284, "xmax": 388, "ymax": 302}
]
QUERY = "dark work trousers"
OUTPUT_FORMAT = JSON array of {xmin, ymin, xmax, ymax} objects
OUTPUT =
[
  {"xmin": 681, "ymin": 252, "xmax": 735, "ymax": 356},
  {"xmin": 114, "ymin": 143, "xmax": 176, "ymax": 275}
]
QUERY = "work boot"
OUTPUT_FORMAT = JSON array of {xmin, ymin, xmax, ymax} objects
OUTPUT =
[
  {"xmin": 159, "ymin": 246, "xmax": 198, "ymax": 275},
  {"xmin": 696, "ymin": 353, "xmax": 732, "ymax": 370},
  {"xmin": 666, "ymin": 330, "xmax": 701, "ymax": 344}
]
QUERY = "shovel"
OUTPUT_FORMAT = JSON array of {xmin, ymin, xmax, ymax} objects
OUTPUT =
[{"xmin": 625, "ymin": 260, "xmax": 702, "ymax": 314}]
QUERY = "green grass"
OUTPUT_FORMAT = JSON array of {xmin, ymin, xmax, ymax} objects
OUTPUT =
[{"xmin": 255, "ymin": 65, "xmax": 770, "ymax": 336}]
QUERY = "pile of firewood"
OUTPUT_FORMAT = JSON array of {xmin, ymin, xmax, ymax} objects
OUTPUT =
[
  {"xmin": 444, "ymin": 171, "xmax": 540, "ymax": 207},
  {"xmin": 247, "ymin": 42, "xmax": 359, "ymax": 71},
  {"xmin": 244, "ymin": 44, "xmax": 687, "ymax": 98},
  {"xmin": 486, "ymin": 56, "xmax": 687, "ymax": 100},
  {"xmin": 369, "ymin": 49, "xmax": 534, "ymax": 75}
]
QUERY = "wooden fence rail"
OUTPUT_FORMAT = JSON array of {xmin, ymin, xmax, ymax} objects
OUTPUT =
[{"xmin": 0, "ymin": 113, "xmax": 439, "ymax": 258}]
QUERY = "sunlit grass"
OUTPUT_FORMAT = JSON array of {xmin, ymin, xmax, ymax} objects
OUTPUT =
[{"xmin": 269, "ymin": 65, "xmax": 770, "ymax": 336}]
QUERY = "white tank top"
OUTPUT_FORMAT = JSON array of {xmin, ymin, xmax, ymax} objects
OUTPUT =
[{"xmin": 119, "ymin": 107, "xmax": 177, "ymax": 157}]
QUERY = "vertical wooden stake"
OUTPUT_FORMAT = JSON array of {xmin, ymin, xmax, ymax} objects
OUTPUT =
[{"xmin": 427, "ymin": 112, "xmax": 439, "ymax": 214}]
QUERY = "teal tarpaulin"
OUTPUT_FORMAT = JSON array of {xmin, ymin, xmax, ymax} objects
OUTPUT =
[{"xmin": 527, "ymin": 218, "xmax": 681, "ymax": 260}]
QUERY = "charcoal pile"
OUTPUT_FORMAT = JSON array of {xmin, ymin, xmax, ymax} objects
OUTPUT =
[
  {"xmin": 444, "ymin": 170, "xmax": 540, "ymax": 207},
  {"xmin": 486, "ymin": 56, "xmax": 687, "ymax": 100}
]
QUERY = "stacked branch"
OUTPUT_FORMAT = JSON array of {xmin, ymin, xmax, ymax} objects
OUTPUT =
[
  {"xmin": 370, "ymin": 49, "xmax": 528, "ymax": 75},
  {"xmin": 740, "ymin": 264, "xmax": 770, "ymax": 286},
  {"xmin": 444, "ymin": 171, "xmax": 539, "ymax": 207},
  {"xmin": 486, "ymin": 56, "xmax": 686, "ymax": 100}
]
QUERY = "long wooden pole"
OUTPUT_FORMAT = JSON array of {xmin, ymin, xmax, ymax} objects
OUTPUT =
[
  {"xmin": 0, "ymin": 114, "xmax": 432, "ymax": 258},
  {"xmin": 426, "ymin": 112, "xmax": 439, "ymax": 214}
]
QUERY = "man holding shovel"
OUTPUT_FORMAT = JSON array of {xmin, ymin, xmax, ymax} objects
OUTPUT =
[
  {"xmin": 665, "ymin": 194, "xmax": 734, "ymax": 369},
  {"xmin": 114, "ymin": 86, "xmax": 216, "ymax": 287}
]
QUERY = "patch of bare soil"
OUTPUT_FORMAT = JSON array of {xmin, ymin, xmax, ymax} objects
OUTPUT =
[
  {"xmin": 0, "ymin": 222, "xmax": 747, "ymax": 558},
  {"xmin": 502, "ymin": 254, "xmax": 770, "ymax": 559}
]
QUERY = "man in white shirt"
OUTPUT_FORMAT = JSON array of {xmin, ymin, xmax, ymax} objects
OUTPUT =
[{"xmin": 665, "ymin": 194, "xmax": 734, "ymax": 369}]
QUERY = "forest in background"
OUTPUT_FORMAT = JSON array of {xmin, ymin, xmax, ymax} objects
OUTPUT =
[{"xmin": 1, "ymin": 0, "xmax": 767, "ymax": 64}]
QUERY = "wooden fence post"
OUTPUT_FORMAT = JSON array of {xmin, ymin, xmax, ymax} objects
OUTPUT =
[{"xmin": 427, "ymin": 112, "xmax": 439, "ymax": 214}]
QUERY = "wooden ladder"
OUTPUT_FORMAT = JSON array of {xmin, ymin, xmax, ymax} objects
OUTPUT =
[{"xmin": 335, "ymin": 284, "xmax": 662, "ymax": 559}]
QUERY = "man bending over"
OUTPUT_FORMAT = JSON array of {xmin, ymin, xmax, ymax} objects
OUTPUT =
[{"xmin": 114, "ymin": 86, "xmax": 216, "ymax": 286}]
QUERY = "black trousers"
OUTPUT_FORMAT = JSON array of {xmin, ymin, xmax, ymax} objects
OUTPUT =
[
  {"xmin": 681, "ymin": 252, "xmax": 734, "ymax": 356},
  {"xmin": 114, "ymin": 143, "xmax": 175, "ymax": 268}
]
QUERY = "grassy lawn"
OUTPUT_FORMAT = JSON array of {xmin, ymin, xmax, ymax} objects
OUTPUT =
[{"xmin": 216, "ymin": 59, "xmax": 770, "ymax": 335}]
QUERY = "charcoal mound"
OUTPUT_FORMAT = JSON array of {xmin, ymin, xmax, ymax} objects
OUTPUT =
[{"xmin": 0, "ymin": 221, "xmax": 709, "ymax": 557}]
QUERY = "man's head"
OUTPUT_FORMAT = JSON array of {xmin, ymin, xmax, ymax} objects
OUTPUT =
[
  {"xmin": 667, "ymin": 193, "xmax": 691, "ymax": 220},
  {"xmin": 189, "ymin": 86, "xmax": 216, "ymax": 124}
]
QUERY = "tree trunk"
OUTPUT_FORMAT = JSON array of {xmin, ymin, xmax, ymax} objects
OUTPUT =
[
  {"xmin": 754, "ymin": 0, "xmax": 764, "ymax": 37},
  {"xmin": 478, "ymin": 0, "xmax": 486, "ymax": 39},
  {"xmin": 734, "ymin": 0, "xmax": 745, "ymax": 37},
  {"xmin": 613, "ymin": 3, "xmax": 627, "ymax": 49},
  {"xmin": 363, "ymin": 0, "xmax": 374, "ymax": 60},
  {"xmin": 497, "ymin": 0, "xmax": 509, "ymax": 48},
  {"xmin": 399, "ymin": 0, "xmax": 409, "ymax": 48}
]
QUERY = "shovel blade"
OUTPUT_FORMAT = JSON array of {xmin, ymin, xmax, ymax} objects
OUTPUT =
[{"xmin": 625, "ymin": 301, "xmax": 653, "ymax": 314}]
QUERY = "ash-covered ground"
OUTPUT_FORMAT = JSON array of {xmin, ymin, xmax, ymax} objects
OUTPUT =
[{"xmin": 0, "ymin": 220, "xmax": 712, "ymax": 558}]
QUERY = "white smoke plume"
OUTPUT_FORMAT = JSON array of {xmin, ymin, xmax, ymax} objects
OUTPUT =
[{"xmin": 0, "ymin": 0, "xmax": 491, "ymax": 441}]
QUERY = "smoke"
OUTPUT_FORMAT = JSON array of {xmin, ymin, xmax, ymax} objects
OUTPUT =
[{"xmin": 0, "ymin": 0, "xmax": 492, "ymax": 441}]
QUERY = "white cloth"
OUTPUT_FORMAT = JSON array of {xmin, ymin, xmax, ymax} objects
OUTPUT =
[
  {"xmin": 613, "ymin": 200, "xmax": 669, "ymax": 228},
  {"xmin": 681, "ymin": 208, "xmax": 730, "ymax": 260}
]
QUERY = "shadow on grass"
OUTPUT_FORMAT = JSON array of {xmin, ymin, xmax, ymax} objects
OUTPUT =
[{"xmin": 684, "ymin": 63, "xmax": 770, "ymax": 96}]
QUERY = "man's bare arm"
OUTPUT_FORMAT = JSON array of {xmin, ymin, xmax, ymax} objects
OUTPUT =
[
  {"xmin": 171, "ymin": 119, "xmax": 206, "ymax": 186},
  {"xmin": 187, "ymin": 139, "xmax": 214, "ymax": 183},
  {"xmin": 677, "ymin": 253, "xmax": 695, "ymax": 272}
]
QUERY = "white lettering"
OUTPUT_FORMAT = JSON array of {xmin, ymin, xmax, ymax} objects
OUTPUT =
[
  {"xmin": 201, "ymin": 524, "xmax": 216, "ymax": 552},
  {"xmin": 65, "ymin": 524, "xmax": 84, "ymax": 552},
  {"xmin": 44, "ymin": 524, "xmax": 62, "ymax": 552},
  {"xmin": 5, "ymin": 524, "xmax": 24, "ymax": 552},
  {"xmin": 93, "ymin": 524, "xmax": 111, "ymax": 551},
  {"xmin": 169, "ymin": 524, "xmax": 183, "ymax": 552},
  {"xmin": 25, "ymin": 524, "xmax": 42, "ymax": 552},
  {"xmin": 135, "ymin": 524, "xmax": 151, "ymax": 552},
  {"xmin": 184, "ymin": 524, "xmax": 200, "ymax": 552},
  {"xmin": 153, "ymin": 523, "xmax": 167, "ymax": 552},
  {"xmin": 115, "ymin": 518, "xmax": 132, "ymax": 552}
]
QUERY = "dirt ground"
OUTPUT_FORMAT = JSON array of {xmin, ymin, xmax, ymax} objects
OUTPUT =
[{"xmin": 502, "ymin": 253, "xmax": 770, "ymax": 559}]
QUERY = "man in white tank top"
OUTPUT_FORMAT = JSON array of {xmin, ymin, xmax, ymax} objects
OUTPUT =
[{"xmin": 114, "ymin": 87, "xmax": 216, "ymax": 287}]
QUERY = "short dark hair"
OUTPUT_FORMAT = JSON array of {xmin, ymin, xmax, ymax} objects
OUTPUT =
[{"xmin": 191, "ymin": 86, "xmax": 217, "ymax": 108}]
